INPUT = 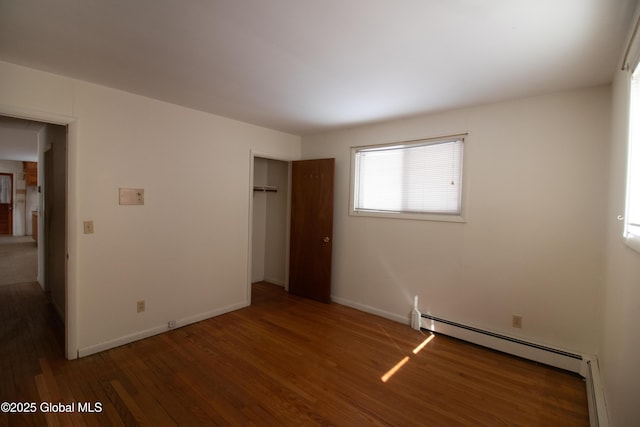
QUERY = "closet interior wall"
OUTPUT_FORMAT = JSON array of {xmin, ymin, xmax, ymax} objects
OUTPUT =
[{"xmin": 251, "ymin": 157, "xmax": 289, "ymax": 287}]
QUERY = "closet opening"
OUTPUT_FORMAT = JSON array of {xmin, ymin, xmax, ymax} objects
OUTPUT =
[{"xmin": 250, "ymin": 156, "xmax": 290, "ymax": 298}]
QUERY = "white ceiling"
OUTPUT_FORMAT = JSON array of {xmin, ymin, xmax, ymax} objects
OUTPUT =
[{"xmin": 0, "ymin": 0, "xmax": 637, "ymax": 135}]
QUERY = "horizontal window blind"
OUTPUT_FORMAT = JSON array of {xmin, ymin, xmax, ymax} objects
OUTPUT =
[{"xmin": 354, "ymin": 137, "xmax": 464, "ymax": 216}]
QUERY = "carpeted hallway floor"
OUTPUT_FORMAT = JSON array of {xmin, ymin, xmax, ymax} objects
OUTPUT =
[{"xmin": 0, "ymin": 235, "xmax": 38, "ymax": 286}]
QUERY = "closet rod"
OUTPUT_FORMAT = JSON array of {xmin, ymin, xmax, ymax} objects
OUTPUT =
[{"xmin": 253, "ymin": 185, "xmax": 278, "ymax": 193}]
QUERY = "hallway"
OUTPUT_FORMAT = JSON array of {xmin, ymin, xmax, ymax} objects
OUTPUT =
[{"xmin": 0, "ymin": 235, "xmax": 37, "ymax": 286}]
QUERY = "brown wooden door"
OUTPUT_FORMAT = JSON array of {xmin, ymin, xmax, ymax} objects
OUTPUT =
[
  {"xmin": 0, "ymin": 173, "xmax": 13, "ymax": 235},
  {"xmin": 289, "ymin": 158, "xmax": 335, "ymax": 303}
]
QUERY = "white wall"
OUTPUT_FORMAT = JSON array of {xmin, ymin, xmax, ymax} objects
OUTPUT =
[
  {"xmin": 303, "ymin": 86, "xmax": 610, "ymax": 354},
  {"xmin": 0, "ymin": 60, "xmax": 301, "ymax": 357},
  {"xmin": 599, "ymin": 9, "xmax": 640, "ymax": 424}
]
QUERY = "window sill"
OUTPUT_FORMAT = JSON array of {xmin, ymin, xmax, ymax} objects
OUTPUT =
[{"xmin": 350, "ymin": 209, "xmax": 466, "ymax": 223}]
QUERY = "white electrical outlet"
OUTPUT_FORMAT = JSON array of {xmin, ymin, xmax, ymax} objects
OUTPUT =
[{"xmin": 137, "ymin": 300, "xmax": 145, "ymax": 313}]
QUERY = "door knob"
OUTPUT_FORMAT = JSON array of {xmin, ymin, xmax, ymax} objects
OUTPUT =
[{"xmin": 323, "ymin": 236, "xmax": 330, "ymax": 243}]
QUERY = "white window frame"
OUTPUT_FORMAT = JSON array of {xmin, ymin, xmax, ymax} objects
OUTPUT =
[
  {"xmin": 625, "ymin": 63, "xmax": 640, "ymax": 253},
  {"xmin": 349, "ymin": 134, "xmax": 467, "ymax": 223}
]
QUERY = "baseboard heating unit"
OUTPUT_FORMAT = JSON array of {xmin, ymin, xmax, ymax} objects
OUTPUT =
[
  {"xmin": 419, "ymin": 314, "xmax": 609, "ymax": 426},
  {"xmin": 583, "ymin": 355, "xmax": 610, "ymax": 427},
  {"xmin": 420, "ymin": 313, "xmax": 582, "ymax": 373}
]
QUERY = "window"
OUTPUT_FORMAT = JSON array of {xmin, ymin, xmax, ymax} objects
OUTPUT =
[
  {"xmin": 625, "ymin": 64, "xmax": 640, "ymax": 252},
  {"xmin": 350, "ymin": 134, "xmax": 466, "ymax": 222}
]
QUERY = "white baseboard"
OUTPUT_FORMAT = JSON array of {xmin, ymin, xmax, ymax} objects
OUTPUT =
[
  {"xmin": 263, "ymin": 276, "xmax": 285, "ymax": 287},
  {"xmin": 77, "ymin": 301, "xmax": 248, "ymax": 358},
  {"xmin": 330, "ymin": 296, "xmax": 411, "ymax": 325}
]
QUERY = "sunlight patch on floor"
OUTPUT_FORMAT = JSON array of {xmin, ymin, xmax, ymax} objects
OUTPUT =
[
  {"xmin": 412, "ymin": 334, "xmax": 435, "ymax": 354},
  {"xmin": 381, "ymin": 356, "xmax": 410, "ymax": 383},
  {"xmin": 381, "ymin": 333, "xmax": 435, "ymax": 382}
]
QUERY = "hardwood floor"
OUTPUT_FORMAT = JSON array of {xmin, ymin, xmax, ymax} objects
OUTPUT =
[{"xmin": 1, "ymin": 281, "xmax": 589, "ymax": 426}]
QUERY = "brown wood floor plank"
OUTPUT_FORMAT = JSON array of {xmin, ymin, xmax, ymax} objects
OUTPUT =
[{"xmin": 1, "ymin": 281, "xmax": 589, "ymax": 426}]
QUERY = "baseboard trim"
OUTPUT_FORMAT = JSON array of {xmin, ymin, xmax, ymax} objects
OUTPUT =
[
  {"xmin": 330, "ymin": 296, "xmax": 410, "ymax": 325},
  {"xmin": 263, "ymin": 276, "xmax": 285, "ymax": 287},
  {"xmin": 77, "ymin": 301, "xmax": 248, "ymax": 358}
]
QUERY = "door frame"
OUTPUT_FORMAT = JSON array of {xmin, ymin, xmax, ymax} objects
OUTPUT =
[
  {"xmin": 0, "ymin": 105, "xmax": 77, "ymax": 360},
  {"xmin": 247, "ymin": 151, "xmax": 297, "ymax": 305}
]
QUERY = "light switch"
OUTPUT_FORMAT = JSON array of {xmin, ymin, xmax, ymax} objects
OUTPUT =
[
  {"xmin": 119, "ymin": 188, "xmax": 144, "ymax": 205},
  {"xmin": 83, "ymin": 221, "xmax": 94, "ymax": 234}
]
